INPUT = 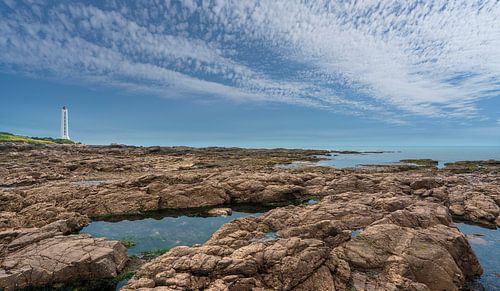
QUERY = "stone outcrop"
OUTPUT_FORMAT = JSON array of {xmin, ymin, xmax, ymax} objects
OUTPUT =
[
  {"xmin": 0, "ymin": 234, "xmax": 128, "ymax": 290},
  {"xmin": 0, "ymin": 202, "xmax": 89, "ymax": 230},
  {"xmin": 0, "ymin": 217, "xmax": 127, "ymax": 290},
  {"xmin": 336, "ymin": 203, "xmax": 482, "ymax": 290},
  {"xmin": 1, "ymin": 143, "xmax": 498, "ymax": 227},
  {"xmin": 335, "ymin": 223, "xmax": 481, "ymax": 291},
  {"xmin": 0, "ymin": 218, "xmax": 89, "ymax": 256},
  {"xmin": 123, "ymin": 197, "xmax": 482, "ymax": 290},
  {"xmin": 448, "ymin": 188, "xmax": 499, "ymax": 227},
  {"xmin": 124, "ymin": 215, "xmax": 345, "ymax": 290},
  {"xmin": 0, "ymin": 143, "xmax": 497, "ymax": 289}
]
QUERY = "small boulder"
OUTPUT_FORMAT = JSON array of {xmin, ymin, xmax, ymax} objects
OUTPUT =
[{"xmin": 207, "ymin": 208, "xmax": 233, "ymax": 217}]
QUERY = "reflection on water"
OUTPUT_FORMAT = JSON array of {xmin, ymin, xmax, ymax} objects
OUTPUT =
[
  {"xmin": 316, "ymin": 147, "xmax": 500, "ymax": 168},
  {"xmin": 79, "ymin": 204, "xmax": 289, "ymax": 290},
  {"xmin": 306, "ymin": 198, "xmax": 319, "ymax": 205},
  {"xmin": 456, "ymin": 223, "xmax": 500, "ymax": 290},
  {"xmin": 252, "ymin": 231, "xmax": 279, "ymax": 242},
  {"xmin": 72, "ymin": 179, "xmax": 111, "ymax": 186},
  {"xmin": 114, "ymin": 280, "xmax": 128, "ymax": 290},
  {"xmin": 275, "ymin": 161, "xmax": 317, "ymax": 169},
  {"xmin": 351, "ymin": 229, "xmax": 363, "ymax": 238},
  {"xmin": 80, "ymin": 205, "xmax": 277, "ymax": 256}
]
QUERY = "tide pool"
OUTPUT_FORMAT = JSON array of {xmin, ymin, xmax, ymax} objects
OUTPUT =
[{"xmin": 80, "ymin": 205, "xmax": 273, "ymax": 256}]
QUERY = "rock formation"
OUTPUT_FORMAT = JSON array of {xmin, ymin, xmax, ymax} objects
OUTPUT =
[
  {"xmin": 0, "ymin": 219, "xmax": 127, "ymax": 290},
  {"xmin": 123, "ymin": 199, "xmax": 482, "ymax": 290},
  {"xmin": 0, "ymin": 143, "xmax": 497, "ymax": 289}
]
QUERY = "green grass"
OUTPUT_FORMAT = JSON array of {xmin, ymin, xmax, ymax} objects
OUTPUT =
[{"xmin": 0, "ymin": 132, "xmax": 76, "ymax": 144}]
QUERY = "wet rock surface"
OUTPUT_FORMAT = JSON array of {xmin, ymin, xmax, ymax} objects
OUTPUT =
[{"xmin": 0, "ymin": 143, "xmax": 498, "ymax": 289}]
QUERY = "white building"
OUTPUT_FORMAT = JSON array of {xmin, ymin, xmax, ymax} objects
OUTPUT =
[{"xmin": 60, "ymin": 106, "xmax": 70, "ymax": 140}]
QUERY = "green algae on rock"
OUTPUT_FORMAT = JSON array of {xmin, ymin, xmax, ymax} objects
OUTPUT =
[
  {"xmin": 400, "ymin": 158, "xmax": 439, "ymax": 166},
  {"xmin": 444, "ymin": 160, "xmax": 500, "ymax": 173}
]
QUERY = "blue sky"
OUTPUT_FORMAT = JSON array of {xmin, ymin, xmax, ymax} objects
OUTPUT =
[{"xmin": 1, "ymin": 0, "xmax": 499, "ymax": 147}]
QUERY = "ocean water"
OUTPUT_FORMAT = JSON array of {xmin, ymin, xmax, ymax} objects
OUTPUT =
[
  {"xmin": 317, "ymin": 146, "xmax": 500, "ymax": 168},
  {"xmin": 456, "ymin": 223, "xmax": 500, "ymax": 290}
]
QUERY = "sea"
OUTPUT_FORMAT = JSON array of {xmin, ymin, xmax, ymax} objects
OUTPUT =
[{"xmin": 315, "ymin": 146, "xmax": 500, "ymax": 168}]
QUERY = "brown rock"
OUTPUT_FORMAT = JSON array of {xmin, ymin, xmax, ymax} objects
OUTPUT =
[
  {"xmin": 0, "ymin": 234, "xmax": 127, "ymax": 290},
  {"xmin": 207, "ymin": 208, "xmax": 233, "ymax": 217},
  {"xmin": 339, "ymin": 223, "xmax": 482, "ymax": 290},
  {"xmin": 0, "ymin": 143, "xmax": 497, "ymax": 290},
  {"xmin": 410, "ymin": 177, "xmax": 443, "ymax": 190},
  {"xmin": 124, "ymin": 195, "xmax": 482, "ymax": 291}
]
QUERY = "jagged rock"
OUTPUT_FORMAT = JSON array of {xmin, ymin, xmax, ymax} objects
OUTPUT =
[
  {"xmin": 262, "ymin": 192, "xmax": 415, "ymax": 230},
  {"xmin": 124, "ymin": 197, "xmax": 482, "ymax": 290},
  {"xmin": 124, "ymin": 236, "xmax": 331, "ymax": 290},
  {"xmin": 2, "ymin": 143, "xmax": 498, "ymax": 228},
  {"xmin": 0, "ymin": 219, "xmax": 89, "ymax": 257},
  {"xmin": 448, "ymin": 189, "xmax": 500, "ymax": 227},
  {"xmin": 410, "ymin": 177, "xmax": 443, "ymax": 190},
  {"xmin": 371, "ymin": 202, "xmax": 452, "ymax": 228},
  {"xmin": 0, "ymin": 234, "xmax": 127, "ymax": 290},
  {"xmin": 0, "ymin": 143, "xmax": 497, "ymax": 289},
  {"xmin": 339, "ymin": 223, "xmax": 482, "ymax": 290},
  {"xmin": 0, "ymin": 202, "xmax": 88, "ymax": 230}
]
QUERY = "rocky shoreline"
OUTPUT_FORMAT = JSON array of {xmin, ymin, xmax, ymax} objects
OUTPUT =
[
  {"xmin": 125, "ymin": 200, "xmax": 482, "ymax": 290},
  {"xmin": 0, "ymin": 143, "xmax": 498, "ymax": 290}
]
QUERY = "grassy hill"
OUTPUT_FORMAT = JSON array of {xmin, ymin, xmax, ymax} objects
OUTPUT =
[{"xmin": 0, "ymin": 132, "xmax": 76, "ymax": 144}]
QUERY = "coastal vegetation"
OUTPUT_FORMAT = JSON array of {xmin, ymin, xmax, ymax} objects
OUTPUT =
[{"xmin": 0, "ymin": 131, "xmax": 75, "ymax": 144}]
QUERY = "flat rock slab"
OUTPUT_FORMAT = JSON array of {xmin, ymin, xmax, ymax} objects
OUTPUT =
[{"xmin": 0, "ymin": 234, "xmax": 127, "ymax": 290}]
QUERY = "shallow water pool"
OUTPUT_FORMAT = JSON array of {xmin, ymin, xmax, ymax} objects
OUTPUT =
[
  {"xmin": 456, "ymin": 223, "xmax": 500, "ymax": 290},
  {"xmin": 80, "ymin": 205, "xmax": 274, "ymax": 256}
]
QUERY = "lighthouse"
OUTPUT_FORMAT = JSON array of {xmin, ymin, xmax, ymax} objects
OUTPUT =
[{"xmin": 60, "ymin": 106, "xmax": 70, "ymax": 140}]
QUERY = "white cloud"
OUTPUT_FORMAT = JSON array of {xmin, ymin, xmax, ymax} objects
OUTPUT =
[
  {"xmin": 200, "ymin": 1, "xmax": 500, "ymax": 118},
  {"xmin": 0, "ymin": 2, "xmax": 328, "ymax": 108},
  {"xmin": 0, "ymin": 0, "xmax": 499, "ymax": 124}
]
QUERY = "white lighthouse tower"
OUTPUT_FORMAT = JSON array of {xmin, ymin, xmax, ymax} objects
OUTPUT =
[{"xmin": 60, "ymin": 106, "xmax": 70, "ymax": 140}]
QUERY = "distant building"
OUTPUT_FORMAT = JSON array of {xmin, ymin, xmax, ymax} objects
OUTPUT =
[{"xmin": 60, "ymin": 106, "xmax": 70, "ymax": 140}]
